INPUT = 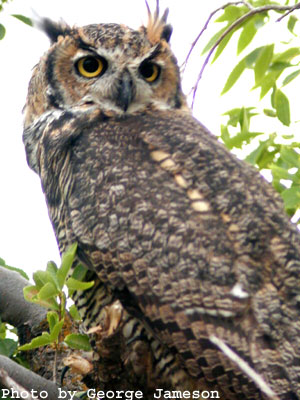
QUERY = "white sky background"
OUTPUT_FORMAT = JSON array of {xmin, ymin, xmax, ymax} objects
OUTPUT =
[{"xmin": 0, "ymin": 0, "xmax": 299, "ymax": 277}]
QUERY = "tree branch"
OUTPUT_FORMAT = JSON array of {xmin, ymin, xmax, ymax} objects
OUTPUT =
[
  {"xmin": 0, "ymin": 368, "xmax": 41, "ymax": 400},
  {"xmin": 0, "ymin": 267, "xmax": 47, "ymax": 330},
  {"xmin": 276, "ymin": 2, "xmax": 300, "ymax": 22},
  {"xmin": 190, "ymin": 2, "xmax": 300, "ymax": 107},
  {"xmin": 0, "ymin": 356, "xmax": 81, "ymax": 400},
  {"xmin": 181, "ymin": 1, "xmax": 253, "ymax": 73}
]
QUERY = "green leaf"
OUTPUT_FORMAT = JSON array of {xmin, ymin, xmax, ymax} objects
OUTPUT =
[
  {"xmin": 258, "ymin": 71, "xmax": 281, "ymax": 99},
  {"xmin": 23, "ymin": 285, "xmax": 60, "ymax": 311},
  {"xmin": 0, "ymin": 322, "xmax": 6, "ymax": 339},
  {"xmin": 245, "ymin": 47, "xmax": 263, "ymax": 67},
  {"xmin": 221, "ymin": 58, "xmax": 246, "ymax": 94},
  {"xmin": 269, "ymin": 62, "xmax": 291, "ymax": 71},
  {"xmin": 241, "ymin": 107, "xmax": 249, "ymax": 134},
  {"xmin": 246, "ymin": 142, "xmax": 267, "ymax": 166},
  {"xmin": 33, "ymin": 271, "xmax": 49, "ymax": 290},
  {"xmin": 273, "ymin": 47, "xmax": 300, "ymax": 63},
  {"xmin": 57, "ymin": 243, "xmax": 77, "ymax": 289},
  {"xmin": 47, "ymin": 311, "xmax": 59, "ymax": 332},
  {"xmin": 71, "ymin": 264, "xmax": 88, "ymax": 281},
  {"xmin": 38, "ymin": 282, "xmax": 59, "ymax": 300},
  {"xmin": 23, "ymin": 285, "xmax": 39, "ymax": 302},
  {"xmin": 11, "ymin": 14, "xmax": 33, "ymax": 27},
  {"xmin": 36, "ymin": 298, "xmax": 60, "ymax": 311},
  {"xmin": 272, "ymin": 179, "xmax": 286, "ymax": 194},
  {"xmin": 274, "ymin": 89, "xmax": 290, "ymax": 126},
  {"xmin": 223, "ymin": 108, "xmax": 242, "ymax": 127},
  {"xmin": 254, "ymin": 44, "xmax": 274, "ymax": 84},
  {"xmin": 271, "ymin": 85, "xmax": 277, "ymax": 108},
  {"xmin": 47, "ymin": 261, "xmax": 58, "ymax": 275},
  {"xmin": 281, "ymin": 186, "xmax": 300, "ymax": 209},
  {"xmin": 213, "ymin": 29, "xmax": 235, "ymax": 63},
  {"xmin": 19, "ymin": 333, "xmax": 52, "ymax": 351},
  {"xmin": 220, "ymin": 124, "xmax": 231, "ymax": 148},
  {"xmin": 46, "ymin": 261, "xmax": 60, "ymax": 290},
  {"xmin": 202, "ymin": 26, "xmax": 228, "ymax": 54},
  {"xmin": 237, "ymin": 19, "xmax": 257, "ymax": 55},
  {"xmin": 280, "ymin": 147, "xmax": 300, "ymax": 168},
  {"xmin": 223, "ymin": 107, "xmax": 257, "ymax": 126},
  {"xmin": 282, "ymin": 69, "xmax": 300, "ymax": 86},
  {"xmin": 66, "ymin": 277, "xmax": 94, "ymax": 294},
  {"xmin": 257, "ymin": 149, "xmax": 278, "ymax": 170},
  {"xmin": 215, "ymin": 5, "xmax": 246, "ymax": 23},
  {"xmin": 282, "ymin": 134, "xmax": 294, "ymax": 140},
  {"xmin": 225, "ymin": 131, "xmax": 263, "ymax": 150},
  {"xmin": 64, "ymin": 333, "xmax": 92, "ymax": 351},
  {"xmin": 287, "ymin": 15, "xmax": 298, "ymax": 35},
  {"xmin": 69, "ymin": 304, "xmax": 81, "ymax": 321},
  {"xmin": 254, "ymin": 15, "xmax": 266, "ymax": 30},
  {"xmin": 50, "ymin": 319, "xmax": 64, "ymax": 342},
  {"xmin": 0, "ymin": 23, "xmax": 6, "ymax": 40},
  {"xmin": 271, "ymin": 164, "xmax": 294, "ymax": 181},
  {"xmin": 263, "ymin": 109, "xmax": 277, "ymax": 117},
  {"xmin": 0, "ymin": 339, "xmax": 18, "ymax": 357}
]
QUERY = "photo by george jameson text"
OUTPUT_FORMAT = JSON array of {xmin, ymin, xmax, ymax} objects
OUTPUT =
[{"xmin": 1, "ymin": 388, "xmax": 221, "ymax": 399}]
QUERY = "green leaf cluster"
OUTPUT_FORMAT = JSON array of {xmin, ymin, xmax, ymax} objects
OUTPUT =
[
  {"xmin": 0, "ymin": 317, "xmax": 18, "ymax": 359},
  {"xmin": 221, "ymin": 107, "xmax": 263, "ymax": 150},
  {"xmin": 20, "ymin": 244, "xmax": 93, "ymax": 352},
  {"xmin": 203, "ymin": 4, "xmax": 267, "ymax": 62},
  {"xmin": 204, "ymin": 0, "xmax": 300, "ymax": 220},
  {"xmin": 220, "ymin": 44, "xmax": 300, "ymax": 126},
  {"xmin": 0, "ymin": 0, "xmax": 32, "ymax": 41}
]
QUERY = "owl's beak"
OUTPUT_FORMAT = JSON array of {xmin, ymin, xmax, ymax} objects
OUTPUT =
[{"xmin": 116, "ymin": 71, "xmax": 133, "ymax": 112}]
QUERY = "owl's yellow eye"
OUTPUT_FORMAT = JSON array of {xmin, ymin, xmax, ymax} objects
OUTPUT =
[
  {"xmin": 139, "ymin": 61, "xmax": 161, "ymax": 83},
  {"xmin": 76, "ymin": 56, "xmax": 107, "ymax": 78}
]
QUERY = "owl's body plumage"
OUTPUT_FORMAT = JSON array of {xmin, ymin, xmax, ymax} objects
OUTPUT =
[{"xmin": 23, "ymin": 6, "xmax": 300, "ymax": 399}]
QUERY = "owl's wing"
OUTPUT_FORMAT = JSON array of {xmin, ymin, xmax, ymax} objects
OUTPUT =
[
  {"xmin": 38, "ymin": 108, "xmax": 300, "ymax": 397},
  {"xmin": 111, "ymin": 111, "xmax": 300, "ymax": 397}
]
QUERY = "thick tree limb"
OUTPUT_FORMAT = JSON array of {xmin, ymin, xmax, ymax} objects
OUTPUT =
[
  {"xmin": 0, "ymin": 367, "xmax": 41, "ymax": 400},
  {"xmin": 0, "ymin": 267, "xmax": 46, "ymax": 329},
  {"xmin": 0, "ymin": 356, "xmax": 81, "ymax": 400}
]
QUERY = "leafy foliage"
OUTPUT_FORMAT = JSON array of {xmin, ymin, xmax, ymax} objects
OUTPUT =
[
  {"xmin": 19, "ymin": 244, "xmax": 93, "ymax": 352},
  {"xmin": 0, "ymin": 0, "xmax": 32, "ymax": 41},
  {"xmin": 11, "ymin": 14, "xmax": 32, "ymax": 27},
  {"xmin": 0, "ymin": 317, "xmax": 18, "ymax": 358},
  {"xmin": 202, "ymin": 0, "xmax": 300, "ymax": 223}
]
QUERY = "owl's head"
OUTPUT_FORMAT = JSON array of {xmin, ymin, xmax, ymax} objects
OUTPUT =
[{"xmin": 24, "ymin": 3, "xmax": 188, "ymax": 127}]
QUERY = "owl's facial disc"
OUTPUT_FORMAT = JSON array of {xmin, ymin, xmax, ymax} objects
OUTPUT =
[{"xmin": 69, "ymin": 39, "xmax": 172, "ymax": 114}]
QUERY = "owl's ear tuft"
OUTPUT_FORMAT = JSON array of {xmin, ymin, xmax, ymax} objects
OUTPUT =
[
  {"xmin": 36, "ymin": 18, "xmax": 72, "ymax": 43},
  {"xmin": 161, "ymin": 24, "xmax": 173, "ymax": 43},
  {"xmin": 144, "ymin": 1, "xmax": 172, "ymax": 44}
]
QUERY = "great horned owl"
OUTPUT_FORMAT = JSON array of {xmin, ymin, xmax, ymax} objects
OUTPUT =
[{"xmin": 23, "ymin": 3, "xmax": 300, "ymax": 399}]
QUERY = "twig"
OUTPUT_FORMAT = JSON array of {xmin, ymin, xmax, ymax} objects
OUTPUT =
[
  {"xmin": 181, "ymin": 1, "xmax": 253, "ymax": 73},
  {"xmin": 277, "ymin": 2, "xmax": 300, "ymax": 22},
  {"xmin": 191, "ymin": 2, "xmax": 300, "ymax": 107},
  {"xmin": 53, "ymin": 347, "xmax": 58, "ymax": 383}
]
